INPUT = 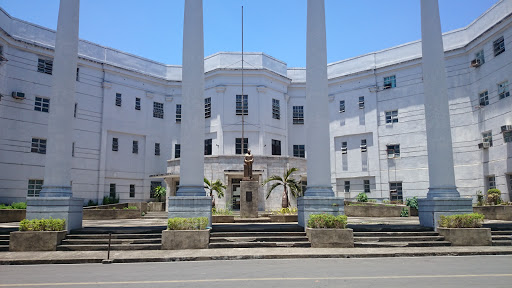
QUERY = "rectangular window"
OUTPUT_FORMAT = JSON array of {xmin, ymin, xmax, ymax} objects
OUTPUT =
[
  {"xmin": 115, "ymin": 93, "xmax": 122, "ymax": 107},
  {"xmin": 27, "ymin": 179, "xmax": 43, "ymax": 197},
  {"xmin": 112, "ymin": 138, "xmax": 118, "ymax": 152},
  {"xmin": 74, "ymin": 103, "xmax": 77, "ymax": 118},
  {"xmin": 272, "ymin": 99, "xmax": 280, "ymax": 119},
  {"xmin": 475, "ymin": 50, "xmax": 485, "ymax": 64},
  {"xmin": 34, "ymin": 97, "xmax": 50, "ymax": 113},
  {"xmin": 204, "ymin": 139, "xmax": 212, "ymax": 155},
  {"xmin": 205, "ymin": 97, "xmax": 211, "ymax": 118},
  {"xmin": 293, "ymin": 145, "xmax": 305, "ymax": 158},
  {"xmin": 31, "ymin": 138, "xmax": 47, "ymax": 154},
  {"xmin": 386, "ymin": 110, "xmax": 398, "ymax": 123},
  {"xmin": 175, "ymin": 144, "xmax": 181, "ymax": 158},
  {"xmin": 155, "ymin": 143, "xmax": 160, "ymax": 156},
  {"xmin": 176, "ymin": 104, "xmax": 182, "ymax": 123},
  {"xmin": 498, "ymin": 81, "xmax": 510, "ymax": 100},
  {"xmin": 271, "ymin": 139, "xmax": 281, "ymax": 155},
  {"xmin": 339, "ymin": 100, "xmax": 345, "ymax": 113},
  {"xmin": 235, "ymin": 138, "xmax": 248, "ymax": 155},
  {"xmin": 390, "ymin": 182, "xmax": 403, "ymax": 202},
  {"xmin": 387, "ymin": 144, "xmax": 400, "ymax": 158},
  {"xmin": 72, "ymin": 142, "xmax": 75, "ymax": 157},
  {"xmin": 488, "ymin": 176, "xmax": 496, "ymax": 189},
  {"xmin": 109, "ymin": 183, "xmax": 116, "ymax": 198},
  {"xmin": 132, "ymin": 140, "xmax": 139, "ymax": 154},
  {"xmin": 479, "ymin": 91, "xmax": 489, "ymax": 106},
  {"xmin": 358, "ymin": 96, "xmax": 365, "ymax": 109},
  {"xmin": 364, "ymin": 180, "xmax": 370, "ymax": 193},
  {"xmin": 76, "ymin": 67, "xmax": 80, "ymax": 81},
  {"xmin": 150, "ymin": 181, "xmax": 161, "ymax": 198},
  {"xmin": 153, "ymin": 102, "xmax": 164, "ymax": 119},
  {"xmin": 504, "ymin": 131, "xmax": 512, "ymax": 143},
  {"xmin": 37, "ymin": 58, "xmax": 53, "ymax": 75},
  {"xmin": 383, "ymin": 75, "xmax": 396, "ymax": 89},
  {"xmin": 344, "ymin": 181, "xmax": 350, "ymax": 192},
  {"xmin": 129, "ymin": 184, "xmax": 135, "ymax": 198},
  {"xmin": 341, "ymin": 141, "xmax": 347, "ymax": 154},
  {"xmin": 292, "ymin": 106, "xmax": 304, "ymax": 124},
  {"xmin": 482, "ymin": 131, "xmax": 493, "ymax": 147},
  {"xmin": 360, "ymin": 139, "xmax": 367, "ymax": 152},
  {"xmin": 236, "ymin": 95, "xmax": 248, "ymax": 115},
  {"xmin": 135, "ymin": 98, "xmax": 141, "ymax": 110},
  {"xmin": 493, "ymin": 36, "xmax": 505, "ymax": 57}
]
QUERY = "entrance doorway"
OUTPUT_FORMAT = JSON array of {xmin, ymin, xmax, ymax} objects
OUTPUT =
[{"xmin": 231, "ymin": 178, "xmax": 241, "ymax": 210}]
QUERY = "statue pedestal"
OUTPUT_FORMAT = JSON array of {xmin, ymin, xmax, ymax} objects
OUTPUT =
[{"xmin": 240, "ymin": 181, "xmax": 259, "ymax": 218}]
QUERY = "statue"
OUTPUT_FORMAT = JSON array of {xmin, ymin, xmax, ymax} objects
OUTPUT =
[{"xmin": 243, "ymin": 149, "xmax": 254, "ymax": 180}]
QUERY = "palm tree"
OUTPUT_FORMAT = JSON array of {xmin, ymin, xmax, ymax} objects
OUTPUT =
[
  {"xmin": 262, "ymin": 167, "xmax": 301, "ymax": 208},
  {"xmin": 204, "ymin": 178, "xmax": 227, "ymax": 208}
]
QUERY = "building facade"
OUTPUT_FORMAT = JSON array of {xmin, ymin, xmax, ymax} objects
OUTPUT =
[{"xmin": 0, "ymin": 1, "xmax": 511, "ymax": 210}]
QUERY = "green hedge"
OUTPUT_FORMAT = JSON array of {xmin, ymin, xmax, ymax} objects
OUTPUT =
[
  {"xmin": 19, "ymin": 218, "xmax": 66, "ymax": 231},
  {"xmin": 307, "ymin": 214, "xmax": 348, "ymax": 229},
  {"xmin": 438, "ymin": 213, "xmax": 484, "ymax": 228},
  {"xmin": 167, "ymin": 217, "xmax": 208, "ymax": 230},
  {"xmin": 0, "ymin": 202, "xmax": 27, "ymax": 209}
]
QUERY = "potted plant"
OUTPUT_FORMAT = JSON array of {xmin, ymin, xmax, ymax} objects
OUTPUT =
[
  {"xmin": 9, "ymin": 218, "xmax": 66, "ymax": 251},
  {"xmin": 262, "ymin": 167, "xmax": 301, "ymax": 209},
  {"xmin": 161, "ymin": 217, "xmax": 210, "ymax": 250},
  {"xmin": 204, "ymin": 177, "xmax": 227, "ymax": 209},
  {"xmin": 473, "ymin": 189, "xmax": 512, "ymax": 220},
  {"xmin": 270, "ymin": 207, "xmax": 298, "ymax": 223},
  {"xmin": 437, "ymin": 213, "xmax": 491, "ymax": 246},
  {"xmin": 306, "ymin": 214, "xmax": 353, "ymax": 248}
]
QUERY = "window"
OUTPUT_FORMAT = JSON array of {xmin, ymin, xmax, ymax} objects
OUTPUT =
[
  {"xmin": 364, "ymin": 180, "xmax": 370, "ymax": 193},
  {"xmin": 383, "ymin": 75, "xmax": 396, "ymax": 89},
  {"xmin": 76, "ymin": 67, "xmax": 80, "ymax": 81},
  {"xmin": 28, "ymin": 179, "xmax": 43, "ymax": 197},
  {"xmin": 493, "ymin": 36, "xmax": 505, "ymax": 57},
  {"xmin": 390, "ymin": 182, "xmax": 403, "ymax": 202},
  {"xmin": 358, "ymin": 96, "xmax": 365, "ymax": 109},
  {"xmin": 344, "ymin": 181, "xmax": 350, "ymax": 192},
  {"xmin": 339, "ymin": 100, "xmax": 345, "ymax": 113},
  {"xmin": 72, "ymin": 142, "xmax": 75, "ymax": 157},
  {"xmin": 272, "ymin": 99, "xmax": 280, "ymax": 119},
  {"xmin": 504, "ymin": 131, "xmax": 512, "ymax": 143},
  {"xmin": 0, "ymin": 45, "xmax": 3, "ymax": 56},
  {"xmin": 115, "ymin": 93, "xmax": 122, "ymax": 107},
  {"xmin": 475, "ymin": 50, "xmax": 485, "ymax": 64},
  {"xmin": 150, "ymin": 181, "xmax": 161, "ymax": 198},
  {"xmin": 155, "ymin": 143, "xmax": 160, "ymax": 156},
  {"xmin": 488, "ymin": 176, "xmax": 496, "ymax": 189},
  {"xmin": 31, "ymin": 138, "xmax": 47, "ymax": 154},
  {"xmin": 112, "ymin": 138, "xmax": 118, "ymax": 152},
  {"xmin": 153, "ymin": 102, "xmax": 164, "ymax": 119},
  {"xmin": 176, "ymin": 104, "xmax": 181, "ymax": 123},
  {"xmin": 292, "ymin": 106, "xmax": 304, "ymax": 124},
  {"xmin": 386, "ymin": 110, "xmax": 398, "ymax": 124},
  {"xmin": 205, "ymin": 97, "xmax": 211, "ymax": 118},
  {"xmin": 361, "ymin": 139, "xmax": 367, "ymax": 152},
  {"xmin": 387, "ymin": 144, "xmax": 400, "ymax": 158},
  {"xmin": 34, "ymin": 97, "xmax": 50, "ymax": 113},
  {"xmin": 498, "ymin": 81, "xmax": 510, "ymax": 100},
  {"xmin": 109, "ymin": 183, "xmax": 116, "ymax": 198},
  {"xmin": 37, "ymin": 58, "xmax": 53, "ymax": 75},
  {"xmin": 235, "ymin": 138, "xmax": 248, "ymax": 155},
  {"xmin": 236, "ymin": 94, "xmax": 248, "ymax": 115},
  {"xmin": 132, "ymin": 140, "xmax": 138, "ymax": 154},
  {"xmin": 482, "ymin": 131, "xmax": 493, "ymax": 147},
  {"xmin": 204, "ymin": 139, "xmax": 212, "ymax": 155},
  {"xmin": 293, "ymin": 145, "xmax": 305, "ymax": 158},
  {"xmin": 74, "ymin": 103, "xmax": 77, "ymax": 118},
  {"xmin": 175, "ymin": 144, "xmax": 181, "ymax": 158},
  {"xmin": 271, "ymin": 139, "xmax": 281, "ymax": 155},
  {"xmin": 479, "ymin": 91, "xmax": 489, "ymax": 106},
  {"xmin": 130, "ymin": 184, "xmax": 135, "ymax": 198},
  {"xmin": 341, "ymin": 141, "xmax": 347, "ymax": 154},
  {"xmin": 135, "ymin": 98, "xmax": 141, "ymax": 110}
]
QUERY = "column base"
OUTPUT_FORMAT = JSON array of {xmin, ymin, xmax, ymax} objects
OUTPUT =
[
  {"xmin": 39, "ymin": 185, "xmax": 72, "ymax": 197},
  {"xmin": 168, "ymin": 196, "xmax": 212, "ymax": 226},
  {"xmin": 176, "ymin": 185, "xmax": 205, "ymax": 197},
  {"xmin": 26, "ymin": 197, "xmax": 83, "ymax": 231},
  {"xmin": 297, "ymin": 196, "xmax": 345, "ymax": 228},
  {"xmin": 240, "ymin": 181, "xmax": 259, "ymax": 218},
  {"xmin": 418, "ymin": 197, "xmax": 473, "ymax": 229}
]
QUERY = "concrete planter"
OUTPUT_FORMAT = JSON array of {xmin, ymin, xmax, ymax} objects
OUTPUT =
[
  {"xmin": 345, "ymin": 204, "xmax": 409, "ymax": 217},
  {"xmin": 473, "ymin": 206, "xmax": 512, "ymax": 221},
  {"xmin": 306, "ymin": 228, "xmax": 354, "ymax": 248},
  {"xmin": 437, "ymin": 227, "xmax": 492, "ymax": 246},
  {"xmin": 83, "ymin": 209, "xmax": 140, "ymax": 220},
  {"xmin": 212, "ymin": 215, "xmax": 235, "ymax": 223},
  {"xmin": 9, "ymin": 231, "xmax": 67, "ymax": 251},
  {"xmin": 161, "ymin": 229, "xmax": 210, "ymax": 250},
  {"xmin": 0, "ymin": 209, "xmax": 26, "ymax": 223},
  {"xmin": 410, "ymin": 207, "xmax": 418, "ymax": 216},
  {"xmin": 270, "ymin": 214, "xmax": 298, "ymax": 223},
  {"xmin": 147, "ymin": 202, "xmax": 165, "ymax": 212}
]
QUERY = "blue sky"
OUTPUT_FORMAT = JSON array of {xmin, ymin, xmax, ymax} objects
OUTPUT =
[{"xmin": 0, "ymin": 0, "xmax": 499, "ymax": 67}]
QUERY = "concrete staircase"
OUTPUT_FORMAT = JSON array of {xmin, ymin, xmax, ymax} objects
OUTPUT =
[
  {"xmin": 0, "ymin": 228, "xmax": 16, "ymax": 252},
  {"xmin": 143, "ymin": 211, "xmax": 167, "ymax": 219},
  {"xmin": 354, "ymin": 231, "xmax": 450, "ymax": 247},
  {"xmin": 491, "ymin": 231, "xmax": 512, "ymax": 246}
]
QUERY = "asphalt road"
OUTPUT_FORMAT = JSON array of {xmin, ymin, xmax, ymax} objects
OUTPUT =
[{"xmin": 1, "ymin": 256, "xmax": 511, "ymax": 288}]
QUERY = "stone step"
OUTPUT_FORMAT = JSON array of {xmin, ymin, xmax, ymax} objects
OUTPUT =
[
  {"xmin": 66, "ymin": 233, "xmax": 162, "ymax": 239},
  {"xmin": 354, "ymin": 241, "xmax": 451, "ymax": 248},
  {"xmin": 70, "ymin": 227, "xmax": 166, "ymax": 234},
  {"xmin": 211, "ymin": 232, "xmax": 306, "ymax": 238},
  {"xmin": 354, "ymin": 236, "xmax": 445, "ymax": 242},
  {"xmin": 491, "ymin": 231, "xmax": 512, "ymax": 235},
  {"xmin": 353, "ymin": 232, "xmax": 440, "ymax": 237},
  {"xmin": 209, "ymin": 241, "xmax": 311, "ymax": 249},
  {"xmin": 0, "ymin": 235, "xmax": 9, "ymax": 240},
  {"xmin": 57, "ymin": 244, "xmax": 161, "ymax": 251},
  {"xmin": 212, "ymin": 223, "xmax": 304, "ymax": 233},
  {"xmin": 234, "ymin": 218, "xmax": 272, "ymax": 223},
  {"xmin": 0, "ymin": 245, "xmax": 8, "ymax": 252},
  {"xmin": 61, "ymin": 238, "xmax": 161, "ymax": 245},
  {"xmin": 0, "ymin": 240, "xmax": 9, "ymax": 245},
  {"xmin": 492, "ymin": 235, "xmax": 512, "ymax": 241},
  {"xmin": 210, "ymin": 236, "xmax": 309, "ymax": 243},
  {"xmin": 492, "ymin": 240, "xmax": 512, "ymax": 246}
]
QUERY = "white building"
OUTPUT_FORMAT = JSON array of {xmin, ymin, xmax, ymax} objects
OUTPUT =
[{"xmin": 0, "ymin": 1, "xmax": 511, "ymax": 210}]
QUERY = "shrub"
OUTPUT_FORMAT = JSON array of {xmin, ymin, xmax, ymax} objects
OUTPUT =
[
  {"xmin": 10, "ymin": 202, "xmax": 27, "ymax": 209},
  {"xmin": 307, "ymin": 214, "xmax": 348, "ymax": 229},
  {"xmin": 356, "ymin": 193, "xmax": 368, "ymax": 203},
  {"xmin": 103, "ymin": 195, "xmax": 119, "ymax": 205},
  {"xmin": 271, "ymin": 207, "xmax": 298, "ymax": 215},
  {"xmin": 400, "ymin": 207, "xmax": 409, "ymax": 217},
  {"xmin": 368, "ymin": 199, "xmax": 377, "ymax": 203},
  {"xmin": 405, "ymin": 197, "xmax": 418, "ymax": 209},
  {"xmin": 87, "ymin": 200, "xmax": 98, "ymax": 207},
  {"xmin": 153, "ymin": 186, "xmax": 166, "ymax": 202},
  {"xmin": 0, "ymin": 204, "xmax": 8, "ymax": 209},
  {"xmin": 383, "ymin": 199, "xmax": 390, "ymax": 204},
  {"xmin": 167, "ymin": 217, "xmax": 208, "ymax": 230},
  {"xmin": 123, "ymin": 206, "xmax": 138, "ymax": 210},
  {"xmin": 476, "ymin": 190, "xmax": 484, "ymax": 206},
  {"xmin": 19, "ymin": 218, "xmax": 66, "ymax": 231},
  {"xmin": 212, "ymin": 208, "xmax": 233, "ymax": 215},
  {"xmin": 487, "ymin": 189, "xmax": 501, "ymax": 205},
  {"xmin": 438, "ymin": 213, "xmax": 484, "ymax": 228}
]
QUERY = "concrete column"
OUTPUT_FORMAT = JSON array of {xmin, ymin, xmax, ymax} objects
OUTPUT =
[{"xmin": 418, "ymin": 0, "xmax": 472, "ymax": 228}]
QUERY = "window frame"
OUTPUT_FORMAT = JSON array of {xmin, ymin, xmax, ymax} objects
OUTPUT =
[
  {"xmin": 344, "ymin": 181, "xmax": 350, "ymax": 193},
  {"xmin": 493, "ymin": 36, "xmax": 505, "ymax": 57},
  {"xmin": 135, "ymin": 98, "xmax": 141, "ymax": 110},
  {"xmin": 109, "ymin": 183, "xmax": 116, "ymax": 198},
  {"xmin": 272, "ymin": 98, "xmax": 280, "ymax": 119},
  {"xmin": 205, "ymin": 97, "xmax": 211, "ymax": 118},
  {"xmin": 482, "ymin": 131, "xmax": 493, "ymax": 147},
  {"xmin": 204, "ymin": 139, "xmax": 212, "ymax": 156},
  {"xmin": 175, "ymin": 144, "xmax": 181, "ymax": 159},
  {"xmin": 389, "ymin": 182, "xmax": 403, "ymax": 202},
  {"xmin": 235, "ymin": 138, "xmax": 248, "ymax": 155},
  {"xmin": 292, "ymin": 106, "xmax": 304, "ymax": 124},
  {"xmin": 383, "ymin": 75, "xmax": 396, "ymax": 89},
  {"xmin": 271, "ymin": 139, "xmax": 281, "ymax": 156},
  {"xmin": 37, "ymin": 58, "xmax": 53, "ymax": 75},
  {"xmin": 498, "ymin": 81, "xmax": 510, "ymax": 100},
  {"xmin": 236, "ymin": 94, "xmax": 248, "ymax": 115},
  {"xmin": 155, "ymin": 143, "xmax": 160, "ymax": 156},
  {"xmin": 479, "ymin": 91, "xmax": 489, "ymax": 106},
  {"xmin": 364, "ymin": 180, "xmax": 370, "ymax": 193},
  {"xmin": 112, "ymin": 138, "xmax": 119, "ymax": 152},
  {"xmin": 129, "ymin": 184, "xmax": 135, "ymax": 198},
  {"xmin": 361, "ymin": 139, "xmax": 367, "ymax": 152},
  {"xmin": 132, "ymin": 140, "xmax": 139, "ymax": 154},
  {"xmin": 385, "ymin": 110, "xmax": 398, "ymax": 124},
  {"xmin": 293, "ymin": 144, "xmax": 305, "ymax": 158},
  {"xmin": 339, "ymin": 100, "xmax": 345, "ymax": 113},
  {"xmin": 475, "ymin": 49, "xmax": 485, "ymax": 64},
  {"xmin": 153, "ymin": 102, "xmax": 164, "ymax": 119},
  {"xmin": 504, "ymin": 131, "xmax": 512, "ymax": 143},
  {"xmin": 115, "ymin": 93, "xmax": 122, "ymax": 107},
  {"xmin": 386, "ymin": 144, "xmax": 400, "ymax": 158},
  {"xmin": 31, "ymin": 138, "xmax": 47, "ymax": 154},
  {"xmin": 341, "ymin": 141, "xmax": 347, "ymax": 154},
  {"xmin": 358, "ymin": 96, "xmax": 365, "ymax": 109},
  {"xmin": 488, "ymin": 175, "xmax": 496, "ymax": 190},
  {"xmin": 28, "ymin": 179, "xmax": 43, "ymax": 197},
  {"xmin": 176, "ymin": 104, "xmax": 182, "ymax": 123},
  {"xmin": 34, "ymin": 96, "xmax": 50, "ymax": 113}
]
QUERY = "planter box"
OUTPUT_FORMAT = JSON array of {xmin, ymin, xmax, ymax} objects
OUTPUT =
[
  {"xmin": 0, "ymin": 209, "xmax": 26, "ymax": 223},
  {"xmin": 83, "ymin": 209, "xmax": 140, "ymax": 220},
  {"xmin": 473, "ymin": 206, "xmax": 512, "ymax": 221},
  {"xmin": 270, "ymin": 214, "xmax": 298, "ymax": 223},
  {"xmin": 410, "ymin": 207, "xmax": 418, "ymax": 216},
  {"xmin": 306, "ymin": 228, "xmax": 354, "ymax": 248},
  {"xmin": 9, "ymin": 231, "xmax": 67, "ymax": 251},
  {"xmin": 437, "ymin": 228, "xmax": 491, "ymax": 246},
  {"xmin": 161, "ymin": 229, "xmax": 210, "ymax": 250},
  {"xmin": 212, "ymin": 215, "xmax": 235, "ymax": 223},
  {"xmin": 345, "ymin": 205, "xmax": 409, "ymax": 217},
  {"xmin": 147, "ymin": 202, "xmax": 165, "ymax": 212}
]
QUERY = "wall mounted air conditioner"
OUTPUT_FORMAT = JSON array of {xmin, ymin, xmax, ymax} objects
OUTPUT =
[
  {"xmin": 360, "ymin": 145, "xmax": 367, "ymax": 152},
  {"xmin": 470, "ymin": 59, "xmax": 481, "ymax": 67},
  {"xmin": 12, "ymin": 91, "xmax": 25, "ymax": 100},
  {"xmin": 501, "ymin": 125, "xmax": 512, "ymax": 133},
  {"xmin": 478, "ymin": 142, "xmax": 490, "ymax": 149}
]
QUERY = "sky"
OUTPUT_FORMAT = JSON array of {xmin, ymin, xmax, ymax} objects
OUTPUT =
[{"xmin": 0, "ymin": 0, "xmax": 500, "ymax": 67}]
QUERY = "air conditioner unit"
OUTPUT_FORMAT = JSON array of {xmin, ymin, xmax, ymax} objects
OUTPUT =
[
  {"xmin": 501, "ymin": 125, "xmax": 512, "ymax": 133},
  {"xmin": 11, "ymin": 91, "xmax": 25, "ymax": 100},
  {"xmin": 470, "ymin": 59, "xmax": 481, "ymax": 67},
  {"xmin": 360, "ymin": 145, "xmax": 367, "ymax": 152},
  {"xmin": 390, "ymin": 189, "xmax": 397, "ymax": 195},
  {"xmin": 478, "ymin": 142, "xmax": 490, "ymax": 149},
  {"xmin": 387, "ymin": 153, "xmax": 395, "ymax": 159}
]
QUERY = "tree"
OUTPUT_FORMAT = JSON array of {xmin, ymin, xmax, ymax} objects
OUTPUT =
[
  {"xmin": 153, "ymin": 186, "xmax": 166, "ymax": 202},
  {"xmin": 262, "ymin": 167, "xmax": 301, "ymax": 208},
  {"xmin": 204, "ymin": 178, "xmax": 227, "ymax": 208}
]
